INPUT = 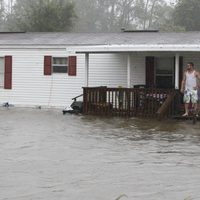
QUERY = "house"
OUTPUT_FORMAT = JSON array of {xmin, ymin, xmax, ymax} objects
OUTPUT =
[{"xmin": 0, "ymin": 31, "xmax": 200, "ymax": 109}]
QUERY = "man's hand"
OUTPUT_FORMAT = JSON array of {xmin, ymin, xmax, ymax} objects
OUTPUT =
[{"xmin": 180, "ymin": 88, "xmax": 184, "ymax": 94}]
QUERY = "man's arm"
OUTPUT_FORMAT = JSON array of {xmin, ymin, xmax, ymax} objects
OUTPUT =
[{"xmin": 196, "ymin": 71, "xmax": 200, "ymax": 80}]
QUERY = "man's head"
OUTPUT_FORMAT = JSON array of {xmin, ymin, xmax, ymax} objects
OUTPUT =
[{"xmin": 187, "ymin": 62, "xmax": 194, "ymax": 71}]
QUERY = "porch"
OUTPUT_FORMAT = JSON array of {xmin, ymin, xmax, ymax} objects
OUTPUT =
[{"xmin": 83, "ymin": 86, "xmax": 182, "ymax": 119}]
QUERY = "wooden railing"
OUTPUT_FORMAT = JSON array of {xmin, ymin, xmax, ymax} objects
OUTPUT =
[
  {"xmin": 83, "ymin": 87, "xmax": 178, "ymax": 118},
  {"xmin": 156, "ymin": 90, "xmax": 176, "ymax": 119}
]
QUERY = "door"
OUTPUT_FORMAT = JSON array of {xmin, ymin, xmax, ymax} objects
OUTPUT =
[{"xmin": 146, "ymin": 56, "xmax": 183, "ymax": 89}]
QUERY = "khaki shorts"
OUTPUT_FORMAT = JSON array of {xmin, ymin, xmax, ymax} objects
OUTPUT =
[{"xmin": 184, "ymin": 89, "xmax": 198, "ymax": 104}]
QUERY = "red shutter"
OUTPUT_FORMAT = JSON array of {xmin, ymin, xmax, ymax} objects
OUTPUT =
[
  {"xmin": 68, "ymin": 56, "xmax": 77, "ymax": 76},
  {"xmin": 44, "ymin": 56, "xmax": 52, "ymax": 75},
  {"xmin": 4, "ymin": 56, "xmax": 12, "ymax": 89},
  {"xmin": 146, "ymin": 56, "xmax": 155, "ymax": 88}
]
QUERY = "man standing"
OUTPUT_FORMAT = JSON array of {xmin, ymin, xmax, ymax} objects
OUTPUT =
[{"xmin": 180, "ymin": 62, "xmax": 200, "ymax": 116}]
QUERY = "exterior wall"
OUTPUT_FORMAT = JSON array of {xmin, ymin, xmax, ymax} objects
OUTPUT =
[
  {"xmin": 129, "ymin": 52, "xmax": 200, "ymax": 88},
  {"xmin": 1, "ymin": 48, "xmax": 199, "ymax": 108},
  {"xmin": 88, "ymin": 53, "xmax": 146, "ymax": 88},
  {"xmin": 130, "ymin": 53, "xmax": 146, "ymax": 87},
  {"xmin": 0, "ymin": 49, "xmax": 85, "ymax": 108},
  {"xmin": 88, "ymin": 53, "xmax": 128, "ymax": 87},
  {"xmin": 0, "ymin": 50, "xmax": 146, "ymax": 108}
]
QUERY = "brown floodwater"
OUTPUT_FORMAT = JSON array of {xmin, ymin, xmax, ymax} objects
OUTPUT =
[{"xmin": 0, "ymin": 107, "xmax": 200, "ymax": 200}]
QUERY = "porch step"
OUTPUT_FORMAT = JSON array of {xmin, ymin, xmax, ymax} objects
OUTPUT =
[
  {"xmin": 172, "ymin": 115, "xmax": 200, "ymax": 120},
  {"xmin": 172, "ymin": 114, "xmax": 200, "ymax": 124}
]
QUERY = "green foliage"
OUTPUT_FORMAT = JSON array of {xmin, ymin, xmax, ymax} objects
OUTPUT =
[
  {"xmin": 0, "ymin": 0, "xmax": 6, "ymax": 30},
  {"xmin": 5, "ymin": 0, "xmax": 76, "ymax": 32},
  {"xmin": 173, "ymin": 0, "xmax": 200, "ymax": 31},
  {"xmin": 3, "ymin": 0, "xmax": 199, "ymax": 33},
  {"xmin": 72, "ymin": 0, "xmax": 173, "ymax": 32}
]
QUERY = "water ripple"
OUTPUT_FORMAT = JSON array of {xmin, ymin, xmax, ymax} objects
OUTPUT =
[{"xmin": 0, "ymin": 108, "xmax": 200, "ymax": 200}]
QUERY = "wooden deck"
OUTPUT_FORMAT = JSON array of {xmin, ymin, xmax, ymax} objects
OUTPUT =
[{"xmin": 83, "ymin": 87, "xmax": 180, "ymax": 119}]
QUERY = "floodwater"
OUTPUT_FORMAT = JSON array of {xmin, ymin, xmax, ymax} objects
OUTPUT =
[{"xmin": 0, "ymin": 108, "xmax": 200, "ymax": 200}]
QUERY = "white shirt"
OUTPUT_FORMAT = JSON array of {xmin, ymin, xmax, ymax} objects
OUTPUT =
[{"xmin": 185, "ymin": 70, "xmax": 197, "ymax": 90}]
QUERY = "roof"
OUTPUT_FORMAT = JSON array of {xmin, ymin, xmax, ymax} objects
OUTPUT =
[{"xmin": 0, "ymin": 31, "xmax": 200, "ymax": 52}]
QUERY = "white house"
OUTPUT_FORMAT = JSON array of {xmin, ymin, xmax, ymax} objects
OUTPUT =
[{"xmin": 0, "ymin": 31, "xmax": 200, "ymax": 108}]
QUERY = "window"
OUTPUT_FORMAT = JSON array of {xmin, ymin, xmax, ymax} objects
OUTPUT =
[
  {"xmin": 52, "ymin": 57, "xmax": 68, "ymax": 73},
  {"xmin": 155, "ymin": 57, "xmax": 174, "ymax": 89},
  {"xmin": 0, "ymin": 57, "xmax": 4, "ymax": 87},
  {"xmin": 44, "ymin": 55, "xmax": 76, "ymax": 76}
]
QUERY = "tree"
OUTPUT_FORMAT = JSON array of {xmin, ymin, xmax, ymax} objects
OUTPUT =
[
  {"xmin": 5, "ymin": 0, "xmax": 76, "ymax": 32},
  {"xmin": 0, "ymin": 0, "xmax": 5, "ymax": 31},
  {"xmin": 134, "ymin": 0, "xmax": 171, "ymax": 30},
  {"xmin": 72, "ymin": 0, "xmax": 117, "ymax": 32},
  {"xmin": 173, "ymin": 0, "xmax": 200, "ymax": 31},
  {"xmin": 72, "ymin": 0, "xmax": 175, "ymax": 32}
]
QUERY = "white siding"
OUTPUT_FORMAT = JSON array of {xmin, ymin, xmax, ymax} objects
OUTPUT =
[
  {"xmin": 88, "ymin": 53, "xmax": 146, "ymax": 88},
  {"xmin": 0, "ymin": 49, "xmax": 85, "ymax": 108},
  {"xmin": 0, "ymin": 50, "xmax": 148, "ymax": 108},
  {"xmin": 130, "ymin": 53, "xmax": 146, "ymax": 87},
  {"xmin": 88, "ymin": 53, "xmax": 128, "ymax": 87}
]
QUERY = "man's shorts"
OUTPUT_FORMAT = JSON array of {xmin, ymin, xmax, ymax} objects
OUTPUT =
[{"xmin": 184, "ymin": 89, "xmax": 198, "ymax": 104}]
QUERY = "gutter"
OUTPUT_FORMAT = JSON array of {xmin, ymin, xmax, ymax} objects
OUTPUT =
[{"xmin": 0, "ymin": 44, "xmax": 200, "ymax": 52}]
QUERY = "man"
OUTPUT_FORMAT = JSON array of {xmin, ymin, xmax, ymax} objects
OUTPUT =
[{"xmin": 180, "ymin": 62, "xmax": 200, "ymax": 116}]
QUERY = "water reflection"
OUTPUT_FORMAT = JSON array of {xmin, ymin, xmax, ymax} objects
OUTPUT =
[{"xmin": 0, "ymin": 108, "xmax": 200, "ymax": 200}]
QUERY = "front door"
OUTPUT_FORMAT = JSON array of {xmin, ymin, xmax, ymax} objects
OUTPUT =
[
  {"xmin": 155, "ymin": 57, "xmax": 174, "ymax": 89},
  {"xmin": 146, "ymin": 56, "xmax": 176, "ymax": 89}
]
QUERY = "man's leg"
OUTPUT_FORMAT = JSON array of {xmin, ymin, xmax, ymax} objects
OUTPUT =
[
  {"xmin": 183, "ymin": 92, "xmax": 190, "ymax": 116},
  {"xmin": 183, "ymin": 103, "xmax": 189, "ymax": 116}
]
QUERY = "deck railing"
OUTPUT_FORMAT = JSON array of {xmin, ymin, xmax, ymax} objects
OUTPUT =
[{"xmin": 83, "ymin": 87, "xmax": 179, "ymax": 118}]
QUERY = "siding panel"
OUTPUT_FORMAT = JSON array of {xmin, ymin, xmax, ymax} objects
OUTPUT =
[
  {"xmin": 89, "ymin": 53, "xmax": 127, "ymax": 87},
  {"xmin": 0, "ymin": 50, "xmax": 85, "ymax": 107}
]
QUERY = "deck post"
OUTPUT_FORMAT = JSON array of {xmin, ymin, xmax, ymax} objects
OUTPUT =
[
  {"xmin": 127, "ymin": 53, "xmax": 131, "ymax": 88},
  {"xmin": 85, "ymin": 53, "xmax": 89, "ymax": 87},
  {"xmin": 175, "ymin": 53, "xmax": 180, "ymax": 89}
]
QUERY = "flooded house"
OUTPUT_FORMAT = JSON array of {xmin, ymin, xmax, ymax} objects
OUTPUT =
[{"xmin": 0, "ymin": 31, "xmax": 200, "ymax": 117}]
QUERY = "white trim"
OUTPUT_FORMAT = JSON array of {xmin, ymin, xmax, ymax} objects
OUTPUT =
[
  {"xmin": 73, "ymin": 45, "xmax": 200, "ymax": 53},
  {"xmin": 175, "ymin": 54, "xmax": 180, "ymax": 89},
  {"xmin": 0, "ymin": 44, "xmax": 200, "ymax": 52},
  {"xmin": 127, "ymin": 53, "xmax": 131, "ymax": 88},
  {"xmin": 85, "ymin": 53, "xmax": 89, "ymax": 87}
]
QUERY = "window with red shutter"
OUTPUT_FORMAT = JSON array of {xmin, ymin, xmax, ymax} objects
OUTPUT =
[
  {"xmin": 44, "ymin": 56, "xmax": 77, "ymax": 76},
  {"xmin": 4, "ymin": 56, "xmax": 12, "ymax": 89},
  {"xmin": 68, "ymin": 56, "xmax": 77, "ymax": 76},
  {"xmin": 44, "ymin": 56, "xmax": 52, "ymax": 75}
]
